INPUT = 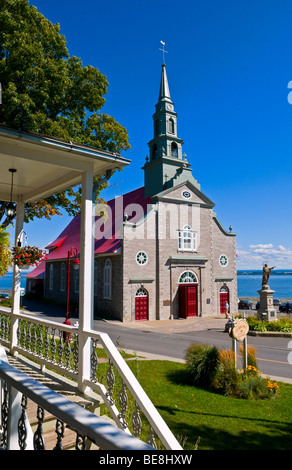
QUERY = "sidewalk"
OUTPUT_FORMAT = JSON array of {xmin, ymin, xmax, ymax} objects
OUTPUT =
[{"xmin": 106, "ymin": 315, "xmax": 227, "ymax": 334}]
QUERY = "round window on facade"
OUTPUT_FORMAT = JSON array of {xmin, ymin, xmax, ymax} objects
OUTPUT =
[
  {"xmin": 219, "ymin": 254, "xmax": 228, "ymax": 267},
  {"xmin": 136, "ymin": 251, "xmax": 148, "ymax": 265},
  {"xmin": 182, "ymin": 190, "xmax": 191, "ymax": 199}
]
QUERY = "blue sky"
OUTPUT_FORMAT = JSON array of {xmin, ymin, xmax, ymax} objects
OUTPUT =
[{"xmin": 14, "ymin": 0, "xmax": 292, "ymax": 269}]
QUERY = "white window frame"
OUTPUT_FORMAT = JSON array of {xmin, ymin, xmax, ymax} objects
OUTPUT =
[
  {"xmin": 178, "ymin": 225, "xmax": 197, "ymax": 252},
  {"xmin": 135, "ymin": 287, "xmax": 148, "ymax": 297},
  {"xmin": 220, "ymin": 285, "xmax": 229, "ymax": 293},
  {"xmin": 179, "ymin": 270, "xmax": 198, "ymax": 284},
  {"xmin": 103, "ymin": 259, "xmax": 112, "ymax": 299}
]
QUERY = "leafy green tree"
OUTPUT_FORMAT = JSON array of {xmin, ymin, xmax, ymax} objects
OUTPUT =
[{"xmin": 0, "ymin": 0, "xmax": 130, "ymax": 227}]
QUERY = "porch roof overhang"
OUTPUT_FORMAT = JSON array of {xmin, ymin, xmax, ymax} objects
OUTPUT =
[{"xmin": 0, "ymin": 125, "xmax": 131, "ymax": 202}]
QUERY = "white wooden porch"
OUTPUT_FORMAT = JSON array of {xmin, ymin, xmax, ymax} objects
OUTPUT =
[{"xmin": 0, "ymin": 126, "xmax": 182, "ymax": 450}]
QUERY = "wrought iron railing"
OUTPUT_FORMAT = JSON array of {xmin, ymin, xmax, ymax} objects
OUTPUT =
[
  {"xmin": 0, "ymin": 309, "xmax": 182, "ymax": 450},
  {"xmin": 0, "ymin": 345, "xmax": 154, "ymax": 450}
]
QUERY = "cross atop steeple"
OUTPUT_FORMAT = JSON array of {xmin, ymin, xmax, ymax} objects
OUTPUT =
[{"xmin": 159, "ymin": 41, "xmax": 168, "ymax": 64}]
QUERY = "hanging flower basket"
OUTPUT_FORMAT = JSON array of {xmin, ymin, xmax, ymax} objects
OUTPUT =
[{"xmin": 12, "ymin": 245, "xmax": 47, "ymax": 269}]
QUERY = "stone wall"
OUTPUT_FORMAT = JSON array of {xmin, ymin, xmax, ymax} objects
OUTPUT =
[
  {"xmin": 44, "ymin": 256, "xmax": 124, "ymax": 320},
  {"xmin": 122, "ymin": 184, "xmax": 237, "ymax": 321},
  {"xmin": 41, "ymin": 183, "xmax": 237, "ymax": 322},
  {"xmin": 123, "ymin": 207, "xmax": 157, "ymax": 322},
  {"xmin": 94, "ymin": 254, "xmax": 123, "ymax": 320}
]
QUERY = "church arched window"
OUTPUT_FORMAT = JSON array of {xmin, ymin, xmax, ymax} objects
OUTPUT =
[
  {"xmin": 152, "ymin": 144, "xmax": 158, "ymax": 159},
  {"xmin": 135, "ymin": 287, "xmax": 148, "ymax": 297},
  {"xmin": 169, "ymin": 118, "xmax": 174, "ymax": 134},
  {"xmin": 171, "ymin": 142, "xmax": 178, "ymax": 157},
  {"xmin": 179, "ymin": 270, "xmax": 198, "ymax": 284},
  {"xmin": 103, "ymin": 259, "xmax": 112, "ymax": 299},
  {"xmin": 74, "ymin": 266, "xmax": 79, "ymax": 293}
]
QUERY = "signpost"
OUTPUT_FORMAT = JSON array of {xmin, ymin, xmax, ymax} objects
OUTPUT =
[{"xmin": 229, "ymin": 315, "xmax": 249, "ymax": 370}]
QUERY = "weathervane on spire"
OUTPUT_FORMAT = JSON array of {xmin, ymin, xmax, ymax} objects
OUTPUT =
[{"xmin": 159, "ymin": 41, "xmax": 168, "ymax": 64}]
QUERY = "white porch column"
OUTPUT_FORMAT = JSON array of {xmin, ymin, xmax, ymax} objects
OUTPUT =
[
  {"xmin": 10, "ymin": 200, "xmax": 25, "ymax": 354},
  {"xmin": 78, "ymin": 169, "xmax": 94, "ymax": 393}
]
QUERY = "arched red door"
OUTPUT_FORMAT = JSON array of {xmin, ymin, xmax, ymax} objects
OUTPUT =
[
  {"xmin": 220, "ymin": 286, "xmax": 229, "ymax": 314},
  {"xmin": 178, "ymin": 271, "xmax": 198, "ymax": 318},
  {"xmin": 179, "ymin": 284, "xmax": 198, "ymax": 318},
  {"xmin": 135, "ymin": 288, "xmax": 148, "ymax": 321}
]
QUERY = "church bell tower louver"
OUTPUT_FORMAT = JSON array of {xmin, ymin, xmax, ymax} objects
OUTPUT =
[{"xmin": 143, "ymin": 44, "xmax": 200, "ymax": 198}]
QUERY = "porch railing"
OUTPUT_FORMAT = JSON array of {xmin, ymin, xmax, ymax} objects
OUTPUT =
[
  {"xmin": 0, "ymin": 344, "xmax": 154, "ymax": 450},
  {"xmin": 0, "ymin": 309, "xmax": 182, "ymax": 450}
]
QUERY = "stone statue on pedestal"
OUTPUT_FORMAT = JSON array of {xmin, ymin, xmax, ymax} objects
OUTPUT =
[
  {"xmin": 262, "ymin": 263, "xmax": 275, "ymax": 288},
  {"xmin": 258, "ymin": 263, "xmax": 277, "ymax": 322}
]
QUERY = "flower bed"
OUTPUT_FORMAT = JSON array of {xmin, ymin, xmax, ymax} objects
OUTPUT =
[
  {"xmin": 246, "ymin": 316, "xmax": 292, "ymax": 332},
  {"xmin": 185, "ymin": 343, "xmax": 279, "ymax": 400}
]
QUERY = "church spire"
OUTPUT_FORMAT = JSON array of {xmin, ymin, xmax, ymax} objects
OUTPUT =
[
  {"xmin": 159, "ymin": 63, "xmax": 171, "ymax": 101},
  {"xmin": 143, "ymin": 44, "xmax": 200, "ymax": 198},
  {"xmin": 158, "ymin": 41, "xmax": 171, "ymax": 101}
]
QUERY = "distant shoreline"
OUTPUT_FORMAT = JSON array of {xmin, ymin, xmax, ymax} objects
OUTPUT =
[
  {"xmin": 1, "ymin": 270, "xmax": 291, "ymax": 301},
  {"xmin": 237, "ymin": 270, "xmax": 292, "ymax": 275},
  {"xmin": 0, "ymin": 288, "xmax": 12, "ymax": 294}
]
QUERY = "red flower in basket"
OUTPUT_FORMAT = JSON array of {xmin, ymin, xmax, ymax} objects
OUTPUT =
[{"xmin": 12, "ymin": 246, "xmax": 47, "ymax": 268}]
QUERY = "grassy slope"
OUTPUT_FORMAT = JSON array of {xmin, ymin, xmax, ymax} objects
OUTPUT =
[{"xmin": 127, "ymin": 360, "xmax": 292, "ymax": 450}]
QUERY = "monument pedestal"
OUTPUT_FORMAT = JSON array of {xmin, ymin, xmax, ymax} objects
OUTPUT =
[{"xmin": 257, "ymin": 286, "xmax": 277, "ymax": 321}]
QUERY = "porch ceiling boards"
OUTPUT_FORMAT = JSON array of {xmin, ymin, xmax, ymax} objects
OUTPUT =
[{"xmin": 0, "ymin": 125, "xmax": 130, "ymax": 202}]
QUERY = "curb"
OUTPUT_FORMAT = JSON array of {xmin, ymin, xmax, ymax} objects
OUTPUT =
[{"xmin": 248, "ymin": 331, "xmax": 292, "ymax": 338}]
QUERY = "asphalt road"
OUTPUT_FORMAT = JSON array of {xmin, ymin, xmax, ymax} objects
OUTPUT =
[
  {"xmin": 21, "ymin": 299, "xmax": 292, "ymax": 382},
  {"xmin": 92, "ymin": 319, "xmax": 292, "ymax": 381}
]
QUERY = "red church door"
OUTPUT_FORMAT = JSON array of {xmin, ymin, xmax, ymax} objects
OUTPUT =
[
  {"xmin": 220, "ymin": 289, "xmax": 229, "ymax": 315},
  {"xmin": 135, "ymin": 288, "xmax": 148, "ymax": 321},
  {"xmin": 179, "ymin": 284, "xmax": 198, "ymax": 318}
]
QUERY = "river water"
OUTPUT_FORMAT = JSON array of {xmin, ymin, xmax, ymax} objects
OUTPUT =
[
  {"xmin": 0, "ymin": 270, "xmax": 292, "ymax": 300},
  {"xmin": 237, "ymin": 270, "xmax": 292, "ymax": 299}
]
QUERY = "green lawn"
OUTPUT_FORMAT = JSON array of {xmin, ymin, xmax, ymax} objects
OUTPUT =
[{"xmin": 126, "ymin": 360, "xmax": 292, "ymax": 450}]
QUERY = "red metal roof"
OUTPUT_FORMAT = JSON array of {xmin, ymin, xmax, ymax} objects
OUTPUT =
[{"xmin": 26, "ymin": 186, "xmax": 152, "ymax": 279}]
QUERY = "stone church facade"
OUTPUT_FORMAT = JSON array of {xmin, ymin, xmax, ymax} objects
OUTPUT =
[{"xmin": 26, "ymin": 60, "xmax": 237, "ymax": 321}]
